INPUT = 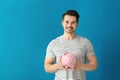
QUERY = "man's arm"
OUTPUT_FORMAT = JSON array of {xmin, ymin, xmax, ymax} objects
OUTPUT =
[
  {"xmin": 81, "ymin": 55, "xmax": 98, "ymax": 71},
  {"xmin": 44, "ymin": 58, "xmax": 63, "ymax": 73},
  {"xmin": 74, "ymin": 55, "xmax": 98, "ymax": 71}
]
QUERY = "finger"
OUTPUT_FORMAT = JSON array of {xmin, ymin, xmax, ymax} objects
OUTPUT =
[{"xmin": 59, "ymin": 66, "xmax": 66, "ymax": 70}]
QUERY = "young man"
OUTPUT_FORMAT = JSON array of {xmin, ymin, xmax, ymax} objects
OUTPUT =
[{"xmin": 44, "ymin": 10, "xmax": 98, "ymax": 80}]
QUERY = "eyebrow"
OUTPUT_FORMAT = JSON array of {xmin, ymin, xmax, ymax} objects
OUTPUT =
[{"xmin": 65, "ymin": 20, "xmax": 77, "ymax": 22}]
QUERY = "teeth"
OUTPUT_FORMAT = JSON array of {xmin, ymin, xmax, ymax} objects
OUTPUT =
[
  {"xmin": 67, "ymin": 27, "xmax": 73, "ymax": 30},
  {"xmin": 68, "ymin": 27, "xmax": 72, "ymax": 28}
]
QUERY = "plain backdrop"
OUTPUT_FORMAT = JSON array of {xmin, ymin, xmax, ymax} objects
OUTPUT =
[{"xmin": 0, "ymin": 0, "xmax": 120, "ymax": 80}]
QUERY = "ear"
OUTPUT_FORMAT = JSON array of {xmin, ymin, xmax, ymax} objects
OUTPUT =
[
  {"xmin": 60, "ymin": 56, "xmax": 62, "ymax": 62},
  {"xmin": 64, "ymin": 52, "xmax": 67, "ymax": 55},
  {"xmin": 72, "ymin": 53, "xmax": 77, "ymax": 56},
  {"xmin": 61, "ymin": 21, "xmax": 64, "ymax": 27},
  {"xmin": 61, "ymin": 20, "xmax": 64, "ymax": 26}
]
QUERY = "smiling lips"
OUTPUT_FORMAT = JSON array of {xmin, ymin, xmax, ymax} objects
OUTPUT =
[{"xmin": 66, "ymin": 27, "xmax": 73, "ymax": 30}]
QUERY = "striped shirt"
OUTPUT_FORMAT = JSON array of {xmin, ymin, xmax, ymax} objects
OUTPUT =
[{"xmin": 45, "ymin": 35, "xmax": 95, "ymax": 80}]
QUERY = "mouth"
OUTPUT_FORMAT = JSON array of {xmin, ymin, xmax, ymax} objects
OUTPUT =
[{"xmin": 66, "ymin": 27, "xmax": 73, "ymax": 30}]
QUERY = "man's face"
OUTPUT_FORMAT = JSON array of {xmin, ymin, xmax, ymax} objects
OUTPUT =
[{"xmin": 62, "ymin": 15, "xmax": 78, "ymax": 34}]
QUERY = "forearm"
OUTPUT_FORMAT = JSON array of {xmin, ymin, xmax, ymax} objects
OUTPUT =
[
  {"xmin": 44, "ymin": 63, "xmax": 60, "ymax": 73},
  {"xmin": 81, "ymin": 62, "xmax": 97, "ymax": 71}
]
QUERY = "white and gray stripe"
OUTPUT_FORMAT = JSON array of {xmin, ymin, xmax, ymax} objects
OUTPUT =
[{"xmin": 46, "ymin": 35, "xmax": 95, "ymax": 80}]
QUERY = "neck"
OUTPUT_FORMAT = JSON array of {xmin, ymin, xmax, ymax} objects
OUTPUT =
[{"xmin": 63, "ymin": 32, "xmax": 76, "ymax": 40}]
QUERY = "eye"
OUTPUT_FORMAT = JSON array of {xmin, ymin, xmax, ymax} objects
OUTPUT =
[
  {"xmin": 65, "ymin": 21, "xmax": 69, "ymax": 24},
  {"xmin": 71, "ymin": 21, "xmax": 76, "ymax": 24}
]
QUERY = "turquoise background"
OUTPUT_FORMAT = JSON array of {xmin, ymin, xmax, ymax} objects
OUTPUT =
[{"xmin": 0, "ymin": 0, "xmax": 120, "ymax": 80}]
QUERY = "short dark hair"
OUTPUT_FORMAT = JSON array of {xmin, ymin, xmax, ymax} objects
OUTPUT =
[{"xmin": 62, "ymin": 10, "xmax": 80, "ymax": 23}]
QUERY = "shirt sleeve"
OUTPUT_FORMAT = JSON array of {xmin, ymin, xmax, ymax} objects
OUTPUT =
[
  {"xmin": 45, "ymin": 41, "xmax": 55, "ymax": 59},
  {"xmin": 85, "ymin": 38, "xmax": 95, "ymax": 56}
]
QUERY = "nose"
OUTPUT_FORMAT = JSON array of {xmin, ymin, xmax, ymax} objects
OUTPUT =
[{"xmin": 68, "ymin": 23, "xmax": 72, "ymax": 27}]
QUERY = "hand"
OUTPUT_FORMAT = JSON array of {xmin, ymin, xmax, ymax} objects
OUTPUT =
[
  {"xmin": 55, "ymin": 60, "xmax": 67, "ymax": 70},
  {"xmin": 73, "ymin": 59, "xmax": 83, "ymax": 70}
]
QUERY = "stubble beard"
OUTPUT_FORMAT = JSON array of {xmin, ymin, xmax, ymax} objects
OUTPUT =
[{"xmin": 65, "ymin": 29, "xmax": 75, "ymax": 34}]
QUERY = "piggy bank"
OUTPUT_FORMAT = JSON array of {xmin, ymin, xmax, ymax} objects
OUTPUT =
[{"xmin": 60, "ymin": 53, "xmax": 77, "ymax": 69}]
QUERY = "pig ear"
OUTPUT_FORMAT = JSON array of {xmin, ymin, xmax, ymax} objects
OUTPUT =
[
  {"xmin": 73, "ymin": 53, "xmax": 77, "ymax": 56},
  {"xmin": 64, "ymin": 52, "xmax": 67, "ymax": 55},
  {"xmin": 60, "ymin": 56, "xmax": 62, "ymax": 62}
]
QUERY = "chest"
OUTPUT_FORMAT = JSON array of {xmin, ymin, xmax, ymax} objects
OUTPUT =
[{"xmin": 53, "ymin": 41, "xmax": 87, "ymax": 59}]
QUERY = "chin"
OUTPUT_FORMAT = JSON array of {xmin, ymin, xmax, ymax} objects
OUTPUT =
[{"xmin": 66, "ymin": 31, "xmax": 75, "ymax": 34}]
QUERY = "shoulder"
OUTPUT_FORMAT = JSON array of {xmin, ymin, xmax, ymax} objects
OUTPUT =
[
  {"xmin": 77, "ymin": 35, "xmax": 94, "ymax": 50},
  {"xmin": 76, "ymin": 35, "xmax": 90, "ymax": 42},
  {"xmin": 76, "ymin": 35, "xmax": 93, "ymax": 47},
  {"xmin": 47, "ymin": 36, "xmax": 62, "ymax": 47}
]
